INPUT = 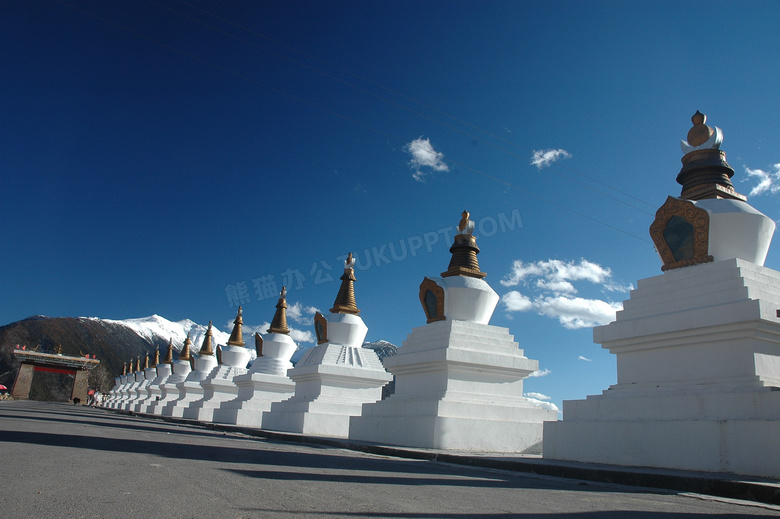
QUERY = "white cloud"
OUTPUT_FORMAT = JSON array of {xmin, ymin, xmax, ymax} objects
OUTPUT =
[
  {"xmin": 501, "ymin": 259, "xmax": 612, "ymax": 290},
  {"xmin": 501, "ymin": 291, "xmax": 533, "ymax": 312},
  {"xmin": 536, "ymin": 296, "xmax": 621, "ymax": 329},
  {"xmin": 287, "ymin": 302, "xmax": 319, "ymax": 325},
  {"xmin": 528, "ymin": 368, "xmax": 551, "ymax": 378},
  {"xmin": 744, "ymin": 164, "xmax": 780, "ymax": 196},
  {"xmin": 500, "ymin": 258, "xmax": 624, "ymax": 329},
  {"xmin": 289, "ymin": 328, "xmax": 315, "ymax": 344},
  {"xmin": 525, "ymin": 392, "xmax": 551, "ymax": 400},
  {"xmin": 578, "ymin": 355, "xmax": 592, "ymax": 362},
  {"xmin": 531, "ymin": 148, "xmax": 571, "ymax": 169},
  {"xmin": 524, "ymin": 395, "xmax": 559, "ymax": 412},
  {"xmin": 404, "ymin": 137, "xmax": 449, "ymax": 182}
]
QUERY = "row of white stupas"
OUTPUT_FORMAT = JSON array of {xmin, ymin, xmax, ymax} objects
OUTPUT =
[
  {"xmin": 103, "ymin": 113, "xmax": 780, "ymax": 479},
  {"xmin": 103, "ymin": 213, "xmax": 555, "ymax": 453}
]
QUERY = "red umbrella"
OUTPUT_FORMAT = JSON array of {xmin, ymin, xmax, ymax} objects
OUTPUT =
[{"xmin": 0, "ymin": 384, "xmax": 8, "ymax": 391}]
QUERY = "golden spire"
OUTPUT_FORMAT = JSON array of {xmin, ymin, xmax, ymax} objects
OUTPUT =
[
  {"xmin": 216, "ymin": 344, "xmax": 223, "ymax": 365},
  {"xmin": 267, "ymin": 287, "xmax": 290, "ymax": 334},
  {"xmin": 179, "ymin": 333, "xmax": 192, "ymax": 361},
  {"xmin": 153, "ymin": 346, "xmax": 160, "ymax": 367},
  {"xmin": 163, "ymin": 339, "xmax": 174, "ymax": 364},
  {"xmin": 441, "ymin": 211, "xmax": 487, "ymax": 279},
  {"xmin": 199, "ymin": 322, "xmax": 215, "ymax": 356},
  {"xmin": 330, "ymin": 253, "xmax": 360, "ymax": 315},
  {"xmin": 128, "ymin": 359, "xmax": 134, "ymax": 374},
  {"xmin": 143, "ymin": 353, "xmax": 150, "ymax": 370},
  {"xmin": 122, "ymin": 362, "xmax": 127, "ymax": 376},
  {"xmin": 135, "ymin": 356, "xmax": 142, "ymax": 372},
  {"xmin": 255, "ymin": 333, "xmax": 264, "ymax": 357},
  {"xmin": 677, "ymin": 111, "xmax": 742, "ymax": 201},
  {"xmin": 227, "ymin": 307, "xmax": 245, "ymax": 347}
]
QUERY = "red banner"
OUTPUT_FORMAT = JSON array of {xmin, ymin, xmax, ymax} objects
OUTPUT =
[{"xmin": 34, "ymin": 366, "xmax": 76, "ymax": 375}]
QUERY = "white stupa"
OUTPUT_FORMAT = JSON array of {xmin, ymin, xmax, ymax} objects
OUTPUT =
[
  {"xmin": 152, "ymin": 335, "xmax": 193, "ymax": 415},
  {"xmin": 103, "ymin": 362, "xmax": 126, "ymax": 408},
  {"xmin": 132, "ymin": 348, "xmax": 162, "ymax": 413},
  {"xmin": 119, "ymin": 357, "xmax": 145, "ymax": 410},
  {"xmin": 138, "ymin": 341, "xmax": 174, "ymax": 414},
  {"xmin": 182, "ymin": 307, "xmax": 251, "ymax": 422},
  {"xmin": 262, "ymin": 253, "xmax": 392, "ymax": 438},
  {"xmin": 213, "ymin": 288, "xmax": 297, "ymax": 427},
  {"xmin": 162, "ymin": 322, "xmax": 219, "ymax": 418},
  {"xmin": 103, "ymin": 362, "xmax": 129, "ymax": 409},
  {"xmin": 350, "ymin": 211, "xmax": 558, "ymax": 452},
  {"xmin": 543, "ymin": 112, "xmax": 780, "ymax": 478}
]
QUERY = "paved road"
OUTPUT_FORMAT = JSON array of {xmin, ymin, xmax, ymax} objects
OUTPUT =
[{"xmin": 0, "ymin": 400, "xmax": 778, "ymax": 518}]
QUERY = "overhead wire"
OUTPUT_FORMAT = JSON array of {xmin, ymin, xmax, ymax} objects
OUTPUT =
[{"xmin": 54, "ymin": 0, "xmax": 653, "ymax": 244}]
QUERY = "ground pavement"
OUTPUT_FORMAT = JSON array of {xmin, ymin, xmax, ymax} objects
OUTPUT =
[{"xmin": 1, "ymin": 400, "xmax": 779, "ymax": 518}]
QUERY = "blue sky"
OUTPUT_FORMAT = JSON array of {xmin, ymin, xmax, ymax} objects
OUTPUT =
[{"xmin": 3, "ymin": 0, "xmax": 780, "ymax": 412}]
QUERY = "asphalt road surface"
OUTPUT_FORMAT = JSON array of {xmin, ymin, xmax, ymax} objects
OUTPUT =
[{"xmin": 1, "ymin": 400, "xmax": 778, "ymax": 518}]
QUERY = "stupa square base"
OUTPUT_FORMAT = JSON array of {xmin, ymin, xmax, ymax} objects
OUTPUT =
[
  {"xmin": 212, "ymin": 373, "xmax": 295, "ymax": 427},
  {"xmin": 545, "ymin": 259, "xmax": 780, "ymax": 479},
  {"xmin": 262, "ymin": 399, "xmax": 366, "ymax": 438},
  {"xmin": 351, "ymin": 319, "xmax": 557, "ymax": 451},
  {"xmin": 543, "ymin": 414, "xmax": 780, "ymax": 478}
]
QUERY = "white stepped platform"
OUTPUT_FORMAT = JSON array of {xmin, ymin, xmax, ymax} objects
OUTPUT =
[
  {"xmin": 182, "ymin": 345, "xmax": 251, "ymax": 423},
  {"xmin": 349, "ymin": 319, "xmax": 557, "ymax": 452},
  {"xmin": 544, "ymin": 259, "xmax": 780, "ymax": 478},
  {"xmin": 211, "ymin": 371, "xmax": 295, "ymax": 427},
  {"xmin": 138, "ymin": 364, "xmax": 172, "ymax": 414},
  {"xmin": 262, "ymin": 340, "xmax": 392, "ymax": 437},
  {"xmin": 148, "ymin": 360, "xmax": 191, "ymax": 416},
  {"xmin": 161, "ymin": 355, "xmax": 218, "ymax": 418},
  {"xmin": 133, "ymin": 366, "xmax": 166, "ymax": 413},
  {"xmin": 212, "ymin": 333, "xmax": 296, "ymax": 427}
]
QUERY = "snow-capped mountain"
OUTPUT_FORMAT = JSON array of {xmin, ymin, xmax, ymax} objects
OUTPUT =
[{"xmin": 94, "ymin": 315, "xmax": 231, "ymax": 352}]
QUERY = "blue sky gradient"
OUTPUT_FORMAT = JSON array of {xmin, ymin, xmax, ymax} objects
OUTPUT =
[{"xmin": 3, "ymin": 0, "xmax": 779, "ymax": 411}]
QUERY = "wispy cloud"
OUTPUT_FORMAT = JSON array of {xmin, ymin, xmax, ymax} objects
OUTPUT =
[
  {"xmin": 578, "ymin": 355, "xmax": 592, "ymax": 362},
  {"xmin": 528, "ymin": 368, "xmax": 551, "ymax": 378},
  {"xmin": 524, "ymin": 392, "xmax": 559, "ymax": 411},
  {"xmin": 501, "ymin": 259, "xmax": 614, "ymax": 288},
  {"xmin": 501, "ymin": 291, "xmax": 533, "ymax": 312},
  {"xmin": 404, "ymin": 137, "xmax": 449, "ymax": 182},
  {"xmin": 287, "ymin": 302, "xmax": 320, "ymax": 325},
  {"xmin": 531, "ymin": 148, "xmax": 571, "ymax": 169},
  {"xmin": 743, "ymin": 164, "xmax": 780, "ymax": 196},
  {"xmin": 500, "ymin": 258, "xmax": 629, "ymax": 329}
]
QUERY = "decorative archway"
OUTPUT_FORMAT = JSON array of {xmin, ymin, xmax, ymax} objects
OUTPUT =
[{"xmin": 11, "ymin": 350, "xmax": 100, "ymax": 404}]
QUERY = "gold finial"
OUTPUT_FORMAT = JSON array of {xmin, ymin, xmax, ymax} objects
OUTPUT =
[
  {"xmin": 441, "ymin": 210, "xmax": 486, "ymax": 279},
  {"xmin": 330, "ymin": 253, "xmax": 360, "ymax": 315},
  {"xmin": 136, "ymin": 356, "xmax": 142, "ymax": 372},
  {"xmin": 267, "ymin": 287, "xmax": 290, "ymax": 334},
  {"xmin": 255, "ymin": 333, "xmax": 264, "ymax": 357},
  {"xmin": 143, "ymin": 353, "xmax": 150, "ymax": 370},
  {"xmin": 122, "ymin": 362, "xmax": 127, "ymax": 376},
  {"xmin": 199, "ymin": 322, "xmax": 215, "ymax": 356},
  {"xmin": 227, "ymin": 307, "xmax": 246, "ymax": 347},
  {"xmin": 179, "ymin": 333, "xmax": 192, "ymax": 361},
  {"xmin": 127, "ymin": 359, "xmax": 134, "ymax": 374},
  {"xmin": 163, "ymin": 339, "xmax": 174, "ymax": 364},
  {"xmin": 686, "ymin": 110, "xmax": 714, "ymax": 148},
  {"xmin": 458, "ymin": 211, "xmax": 470, "ymax": 233},
  {"xmin": 153, "ymin": 346, "xmax": 160, "ymax": 367}
]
